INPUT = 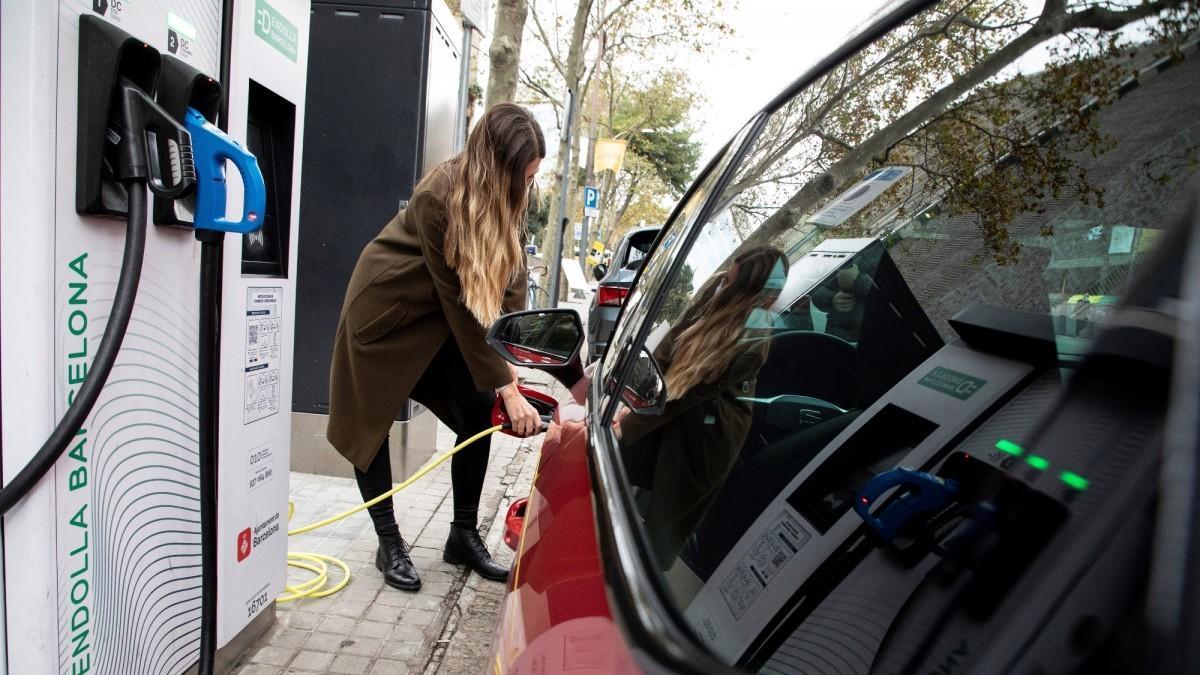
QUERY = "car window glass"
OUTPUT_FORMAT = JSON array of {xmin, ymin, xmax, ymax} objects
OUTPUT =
[
  {"xmin": 597, "ymin": 121, "xmax": 760, "ymax": 388},
  {"xmin": 602, "ymin": 1, "xmax": 1200, "ymax": 671}
]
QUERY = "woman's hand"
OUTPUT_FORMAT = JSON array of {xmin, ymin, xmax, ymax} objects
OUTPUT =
[{"xmin": 500, "ymin": 383, "xmax": 541, "ymax": 437}]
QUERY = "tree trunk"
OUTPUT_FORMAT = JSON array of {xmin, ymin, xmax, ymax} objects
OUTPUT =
[
  {"xmin": 484, "ymin": 0, "xmax": 528, "ymax": 109},
  {"xmin": 544, "ymin": 0, "xmax": 594, "ymax": 298}
]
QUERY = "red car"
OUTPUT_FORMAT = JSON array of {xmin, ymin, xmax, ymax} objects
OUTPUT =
[{"xmin": 483, "ymin": 0, "xmax": 1200, "ymax": 672}]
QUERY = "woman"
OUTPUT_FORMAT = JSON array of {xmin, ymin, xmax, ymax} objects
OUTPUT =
[
  {"xmin": 616, "ymin": 246, "xmax": 789, "ymax": 570},
  {"xmin": 327, "ymin": 104, "xmax": 544, "ymax": 592}
]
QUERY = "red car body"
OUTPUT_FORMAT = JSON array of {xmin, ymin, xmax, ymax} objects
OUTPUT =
[{"xmin": 489, "ymin": 378, "xmax": 640, "ymax": 674}]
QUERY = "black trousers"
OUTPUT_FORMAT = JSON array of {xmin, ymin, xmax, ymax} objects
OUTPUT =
[{"xmin": 354, "ymin": 338, "xmax": 498, "ymax": 537}]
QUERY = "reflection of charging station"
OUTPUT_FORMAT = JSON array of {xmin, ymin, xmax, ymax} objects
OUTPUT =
[{"xmin": 1, "ymin": 2, "xmax": 309, "ymax": 672}]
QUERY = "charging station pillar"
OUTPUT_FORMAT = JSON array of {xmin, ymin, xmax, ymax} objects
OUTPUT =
[
  {"xmin": 214, "ymin": 0, "xmax": 309, "ymax": 659},
  {"xmin": 0, "ymin": 1, "xmax": 308, "ymax": 672}
]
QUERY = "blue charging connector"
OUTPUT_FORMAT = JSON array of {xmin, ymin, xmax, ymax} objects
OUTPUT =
[
  {"xmin": 855, "ymin": 467, "xmax": 960, "ymax": 543},
  {"xmin": 185, "ymin": 107, "xmax": 266, "ymax": 233}
]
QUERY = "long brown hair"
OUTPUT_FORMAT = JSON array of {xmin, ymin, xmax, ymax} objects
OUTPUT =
[
  {"xmin": 665, "ymin": 247, "xmax": 788, "ymax": 400},
  {"xmin": 443, "ymin": 103, "xmax": 546, "ymax": 325}
]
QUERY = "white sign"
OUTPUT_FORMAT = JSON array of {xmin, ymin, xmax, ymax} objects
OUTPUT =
[
  {"xmin": 461, "ymin": 0, "xmax": 489, "ymax": 35},
  {"xmin": 808, "ymin": 166, "xmax": 911, "ymax": 227},
  {"xmin": 244, "ymin": 287, "xmax": 282, "ymax": 424}
]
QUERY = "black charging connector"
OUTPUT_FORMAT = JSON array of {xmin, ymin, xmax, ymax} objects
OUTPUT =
[
  {"xmin": 108, "ymin": 77, "xmax": 196, "ymax": 197},
  {"xmin": 77, "ymin": 15, "xmax": 196, "ymax": 217}
]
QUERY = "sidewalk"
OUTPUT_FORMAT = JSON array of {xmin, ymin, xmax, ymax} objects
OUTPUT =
[{"xmin": 230, "ymin": 373, "xmax": 560, "ymax": 675}]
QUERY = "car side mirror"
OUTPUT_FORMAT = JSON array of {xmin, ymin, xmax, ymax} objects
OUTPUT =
[
  {"xmin": 487, "ymin": 309, "xmax": 585, "ymax": 388},
  {"xmin": 592, "ymin": 263, "xmax": 608, "ymax": 281},
  {"xmin": 612, "ymin": 346, "xmax": 667, "ymax": 415}
]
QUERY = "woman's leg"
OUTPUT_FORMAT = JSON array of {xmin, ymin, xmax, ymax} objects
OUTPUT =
[
  {"xmin": 353, "ymin": 437, "xmax": 400, "ymax": 538},
  {"xmin": 354, "ymin": 437, "xmax": 422, "ymax": 591},
  {"xmin": 410, "ymin": 339, "xmax": 509, "ymax": 581}
]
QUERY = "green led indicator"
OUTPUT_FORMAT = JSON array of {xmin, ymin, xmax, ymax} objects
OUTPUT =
[
  {"xmin": 1060, "ymin": 472, "xmax": 1089, "ymax": 491},
  {"xmin": 995, "ymin": 439, "xmax": 1024, "ymax": 457},
  {"xmin": 1026, "ymin": 455, "xmax": 1050, "ymax": 471}
]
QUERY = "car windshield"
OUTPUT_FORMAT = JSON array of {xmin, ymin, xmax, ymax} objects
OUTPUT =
[{"xmin": 603, "ymin": 1, "xmax": 1200, "ymax": 671}]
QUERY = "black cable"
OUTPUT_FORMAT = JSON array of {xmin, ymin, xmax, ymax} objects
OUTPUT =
[
  {"xmin": 196, "ymin": 230, "xmax": 223, "ymax": 675},
  {"xmin": 0, "ymin": 186, "xmax": 148, "ymax": 516}
]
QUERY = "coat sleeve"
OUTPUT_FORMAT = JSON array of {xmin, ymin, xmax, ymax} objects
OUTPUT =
[{"xmin": 411, "ymin": 191, "xmax": 514, "ymax": 392}]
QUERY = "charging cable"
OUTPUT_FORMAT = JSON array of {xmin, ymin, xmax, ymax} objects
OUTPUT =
[
  {"xmin": 280, "ymin": 414, "xmax": 551, "ymax": 602},
  {"xmin": 0, "ymin": 79, "xmax": 194, "ymax": 516}
]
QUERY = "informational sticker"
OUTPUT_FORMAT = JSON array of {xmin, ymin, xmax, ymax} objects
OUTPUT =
[
  {"xmin": 93, "ymin": 0, "xmax": 133, "ymax": 23},
  {"xmin": 809, "ymin": 166, "xmax": 911, "ymax": 227},
  {"xmin": 918, "ymin": 366, "xmax": 987, "ymax": 401},
  {"xmin": 719, "ymin": 512, "xmax": 811, "ymax": 619},
  {"xmin": 246, "ymin": 443, "xmax": 275, "ymax": 493},
  {"xmin": 244, "ymin": 287, "xmax": 282, "ymax": 423},
  {"xmin": 167, "ymin": 12, "xmax": 198, "ymax": 60}
]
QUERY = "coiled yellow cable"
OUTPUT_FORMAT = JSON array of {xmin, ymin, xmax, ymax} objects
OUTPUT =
[{"xmin": 279, "ymin": 425, "xmax": 504, "ymax": 603}]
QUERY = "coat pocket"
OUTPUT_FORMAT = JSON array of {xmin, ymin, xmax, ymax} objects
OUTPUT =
[{"xmin": 354, "ymin": 299, "xmax": 409, "ymax": 344}]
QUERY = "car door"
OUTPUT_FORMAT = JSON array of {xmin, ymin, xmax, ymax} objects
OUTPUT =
[{"xmin": 585, "ymin": 0, "xmax": 1200, "ymax": 672}]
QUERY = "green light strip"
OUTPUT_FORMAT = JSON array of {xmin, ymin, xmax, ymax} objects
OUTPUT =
[
  {"xmin": 1060, "ymin": 471, "xmax": 1089, "ymax": 491},
  {"xmin": 1025, "ymin": 455, "xmax": 1050, "ymax": 471},
  {"xmin": 995, "ymin": 439, "xmax": 1024, "ymax": 457}
]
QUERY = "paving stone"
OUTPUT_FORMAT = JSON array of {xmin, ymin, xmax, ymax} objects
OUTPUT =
[
  {"xmin": 249, "ymin": 646, "xmax": 294, "ymax": 667},
  {"xmin": 378, "ymin": 638, "xmax": 422, "ymax": 661},
  {"xmin": 353, "ymin": 620, "xmax": 393, "ymax": 639},
  {"xmin": 282, "ymin": 612, "xmax": 322, "ymax": 632},
  {"xmin": 373, "ymin": 590, "xmax": 409, "ymax": 608},
  {"xmin": 364, "ymin": 603, "xmax": 402, "ymax": 624},
  {"xmin": 288, "ymin": 650, "xmax": 335, "ymax": 671},
  {"xmin": 315, "ymin": 615, "xmax": 356, "ymax": 636},
  {"xmin": 267, "ymin": 627, "xmax": 309, "ymax": 648},
  {"xmin": 399, "ymin": 609, "xmax": 438, "ymax": 626},
  {"xmin": 404, "ymin": 594, "xmax": 443, "ymax": 612},
  {"xmin": 300, "ymin": 631, "xmax": 346, "ymax": 653},
  {"xmin": 329, "ymin": 599, "xmax": 370, "ymax": 618},
  {"xmin": 236, "ymin": 665, "xmax": 284, "ymax": 675},
  {"xmin": 328, "ymin": 653, "xmax": 373, "ymax": 674},
  {"xmin": 368, "ymin": 659, "xmax": 409, "ymax": 675},
  {"xmin": 338, "ymin": 635, "xmax": 383, "ymax": 657}
]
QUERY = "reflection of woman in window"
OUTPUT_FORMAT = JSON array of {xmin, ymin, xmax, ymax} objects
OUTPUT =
[{"xmin": 616, "ymin": 246, "xmax": 788, "ymax": 570}]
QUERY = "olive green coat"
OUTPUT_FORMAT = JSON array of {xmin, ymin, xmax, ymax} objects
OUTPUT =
[{"xmin": 327, "ymin": 168, "xmax": 527, "ymax": 472}]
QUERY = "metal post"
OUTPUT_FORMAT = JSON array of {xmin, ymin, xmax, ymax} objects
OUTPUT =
[
  {"xmin": 548, "ymin": 88, "xmax": 576, "ymax": 308},
  {"xmin": 454, "ymin": 21, "xmax": 474, "ymax": 151}
]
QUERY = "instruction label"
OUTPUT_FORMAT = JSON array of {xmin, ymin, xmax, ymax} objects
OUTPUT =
[
  {"xmin": 244, "ymin": 287, "xmax": 282, "ymax": 424},
  {"xmin": 719, "ymin": 511, "xmax": 810, "ymax": 619},
  {"xmin": 247, "ymin": 443, "xmax": 275, "ymax": 493}
]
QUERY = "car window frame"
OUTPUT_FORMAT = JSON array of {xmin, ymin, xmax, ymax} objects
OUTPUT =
[{"xmin": 583, "ymin": 0, "xmax": 943, "ymax": 671}]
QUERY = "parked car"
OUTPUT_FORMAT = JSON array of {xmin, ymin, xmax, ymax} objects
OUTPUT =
[
  {"xmin": 586, "ymin": 226, "xmax": 660, "ymax": 361},
  {"xmin": 484, "ymin": 1, "xmax": 1200, "ymax": 673}
]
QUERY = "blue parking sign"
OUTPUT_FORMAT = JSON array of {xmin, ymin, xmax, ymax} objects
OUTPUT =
[{"xmin": 584, "ymin": 186, "xmax": 599, "ymax": 210}]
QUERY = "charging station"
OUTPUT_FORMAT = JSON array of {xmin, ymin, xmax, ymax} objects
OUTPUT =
[{"xmin": 1, "ymin": 1, "xmax": 309, "ymax": 672}]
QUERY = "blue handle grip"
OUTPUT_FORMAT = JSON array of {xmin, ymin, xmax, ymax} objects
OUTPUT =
[
  {"xmin": 185, "ymin": 108, "xmax": 266, "ymax": 234},
  {"xmin": 854, "ymin": 467, "xmax": 959, "ymax": 542}
]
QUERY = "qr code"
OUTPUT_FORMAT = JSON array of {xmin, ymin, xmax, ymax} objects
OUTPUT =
[{"xmin": 248, "ymin": 324, "xmax": 259, "ymax": 345}]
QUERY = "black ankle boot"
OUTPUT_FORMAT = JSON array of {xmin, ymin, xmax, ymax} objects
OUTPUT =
[
  {"xmin": 376, "ymin": 534, "xmax": 421, "ymax": 591},
  {"xmin": 443, "ymin": 525, "xmax": 509, "ymax": 582}
]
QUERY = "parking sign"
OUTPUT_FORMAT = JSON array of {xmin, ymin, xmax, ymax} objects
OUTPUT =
[{"xmin": 584, "ymin": 186, "xmax": 599, "ymax": 217}]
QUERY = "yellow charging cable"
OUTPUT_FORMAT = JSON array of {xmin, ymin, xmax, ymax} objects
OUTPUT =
[{"xmin": 278, "ymin": 425, "xmax": 504, "ymax": 603}]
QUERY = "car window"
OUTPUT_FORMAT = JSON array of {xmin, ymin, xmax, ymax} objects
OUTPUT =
[
  {"xmin": 597, "ymin": 121, "xmax": 761, "ymax": 386},
  {"xmin": 602, "ymin": 1, "xmax": 1200, "ymax": 671},
  {"xmin": 622, "ymin": 230, "xmax": 658, "ymax": 270}
]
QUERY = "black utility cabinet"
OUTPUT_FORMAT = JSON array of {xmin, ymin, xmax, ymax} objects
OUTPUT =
[{"xmin": 294, "ymin": 0, "xmax": 462, "ymax": 416}]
